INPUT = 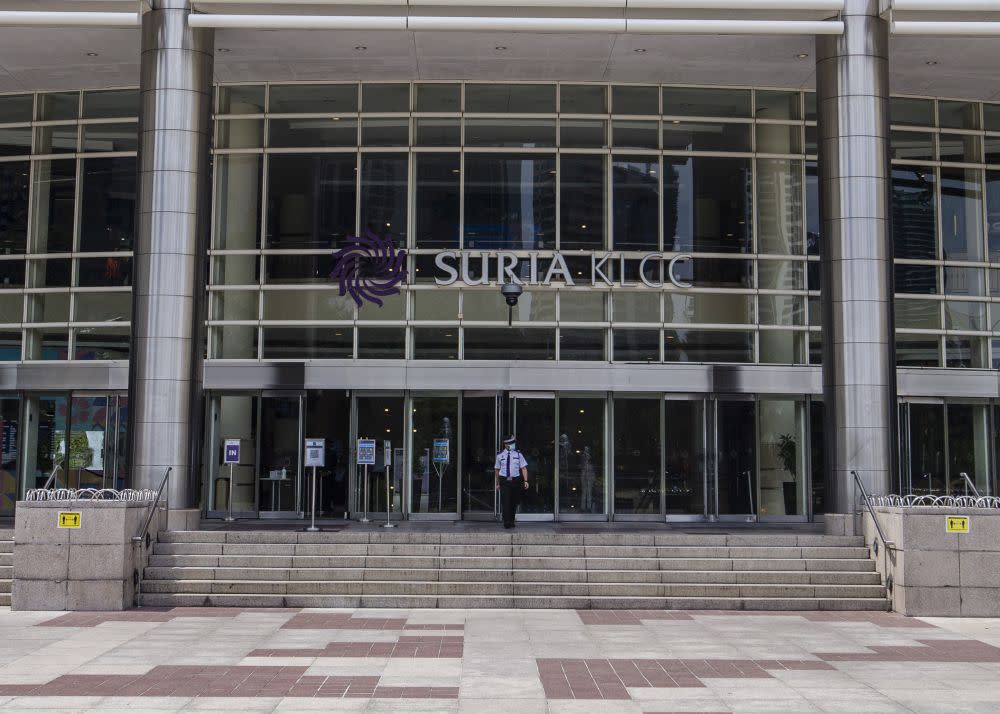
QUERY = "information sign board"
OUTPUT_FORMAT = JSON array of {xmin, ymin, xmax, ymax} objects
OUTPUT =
[
  {"xmin": 58, "ymin": 511, "xmax": 81, "ymax": 528},
  {"xmin": 384, "ymin": 440, "xmax": 392, "ymax": 466},
  {"xmin": 946, "ymin": 516, "xmax": 969, "ymax": 533},
  {"xmin": 305, "ymin": 438, "xmax": 325, "ymax": 468},
  {"xmin": 357, "ymin": 438, "xmax": 376, "ymax": 465},
  {"xmin": 432, "ymin": 438, "xmax": 450, "ymax": 463}
]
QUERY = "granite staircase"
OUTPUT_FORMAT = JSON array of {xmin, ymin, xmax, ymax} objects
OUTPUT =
[
  {"xmin": 0, "ymin": 530, "xmax": 12, "ymax": 606},
  {"xmin": 139, "ymin": 530, "xmax": 889, "ymax": 611}
]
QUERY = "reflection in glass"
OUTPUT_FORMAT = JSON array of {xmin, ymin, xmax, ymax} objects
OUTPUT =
[
  {"xmin": 361, "ymin": 119, "xmax": 409, "ymax": 146},
  {"xmin": 355, "ymin": 395, "xmax": 405, "ymax": 514},
  {"xmin": 465, "ymin": 84, "xmax": 555, "ymax": 113},
  {"xmin": 211, "ymin": 326, "xmax": 258, "ymax": 359},
  {"xmin": 37, "ymin": 92, "xmax": 78, "ymax": 121},
  {"xmin": 263, "ymin": 290, "xmax": 353, "ymax": 321},
  {"xmin": 662, "ymin": 122, "xmax": 751, "ymax": 152},
  {"xmin": 890, "ymin": 130, "xmax": 934, "ymax": 161},
  {"xmin": 892, "ymin": 165, "xmax": 936, "ymax": 259},
  {"xmin": 462, "ymin": 396, "xmax": 497, "ymax": 514},
  {"xmin": 357, "ymin": 327, "xmax": 405, "ymax": 359},
  {"xmin": 663, "ymin": 87, "xmax": 750, "ymax": 117},
  {"xmin": 268, "ymin": 118, "xmax": 355, "ymax": 147},
  {"xmin": 561, "ymin": 85, "xmax": 607, "ymax": 114},
  {"xmin": 34, "ymin": 125, "xmax": 77, "ymax": 154},
  {"xmin": 946, "ymin": 336, "xmax": 988, "ymax": 369},
  {"xmin": 941, "ymin": 167, "xmax": 983, "ymax": 262},
  {"xmin": 665, "ymin": 330, "xmax": 753, "ymax": 363},
  {"xmin": 464, "ymin": 327, "xmax": 555, "ymax": 360},
  {"xmin": 362, "ymin": 83, "xmax": 409, "ymax": 112},
  {"xmin": 664, "ymin": 156, "xmax": 752, "ymax": 253},
  {"xmin": 896, "ymin": 334, "xmax": 940, "ymax": 367},
  {"xmin": 512, "ymin": 397, "xmax": 555, "ymax": 514},
  {"xmin": 758, "ymin": 399, "xmax": 806, "ymax": 516},
  {"xmin": 717, "ymin": 400, "xmax": 756, "ymax": 515},
  {"xmin": 269, "ymin": 84, "xmax": 358, "ymax": 113},
  {"xmin": 895, "ymin": 298, "xmax": 941, "ymax": 330},
  {"xmin": 987, "ymin": 170, "xmax": 1000, "ymax": 260},
  {"xmin": 612, "ymin": 121, "xmax": 658, "ymax": 149},
  {"xmin": 560, "ymin": 155, "xmax": 605, "ymax": 249},
  {"xmin": 213, "ymin": 154, "xmax": 262, "ymax": 250},
  {"xmin": 611, "ymin": 86, "xmax": 658, "ymax": 115},
  {"xmin": 0, "ymin": 162, "xmax": 29, "ymax": 254},
  {"xmin": 218, "ymin": 85, "xmax": 265, "ymax": 114},
  {"xmin": 939, "ymin": 134, "xmax": 981, "ymax": 163},
  {"xmin": 410, "ymin": 395, "xmax": 458, "ymax": 513},
  {"xmin": 360, "ymin": 154, "xmax": 408, "ymax": 239},
  {"xmin": 266, "ymin": 154, "xmax": 356, "ymax": 249},
  {"xmin": 612, "ymin": 157, "xmax": 658, "ymax": 250},
  {"xmin": 465, "ymin": 119, "xmax": 555, "ymax": 147},
  {"xmin": 947, "ymin": 404, "xmax": 990, "ymax": 494},
  {"xmin": 559, "ymin": 329, "xmax": 604, "ymax": 360},
  {"xmin": 613, "ymin": 328, "xmax": 659, "ymax": 361},
  {"xmin": 262, "ymin": 327, "xmax": 352, "ymax": 359},
  {"xmin": 81, "ymin": 123, "xmax": 138, "ymax": 153},
  {"xmin": 664, "ymin": 399, "xmax": 705, "ymax": 516},
  {"xmin": 895, "ymin": 264, "xmax": 937, "ymax": 294},
  {"xmin": 908, "ymin": 403, "xmax": 945, "ymax": 494},
  {"xmin": 890, "ymin": 97, "xmax": 934, "ymax": 127},
  {"xmin": 757, "ymin": 159, "xmax": 803, "ymax": 254},
  {"xmin": 258, "ymin": 397, "xmax": 300, "ymax": 513},
  {"xmin": 412, "ymin": 328, "xmax": 458, "ymax": 359},
  {"xmin": 755, "ymin": 90, "xmax": 800, "ymax": 120},
  {"xmin": 414, "ymin": 155, "xmax": 460, "ymax": 248},
  {"xmin": 82, "ymin": 89, "xmax": 139, "ymax": 119},
  {"xmin": 415, "ymin": 83, "xmax": 460, "ymax": 112},
  {"xmin": 558, "ymin": 397, "xmax": 604, "ymax": 514},
  {"xmin": 613, "ymin": 398, "xmax": 660, "ymax": 515},
  {"xmin": 463, "ymin": 154, "xmax": 555, "ymax": 249},
  {"xmin": 415, "ymin": 118, "xmax": 460, "ymax": 146},
  {"xmin": 756, "ymin": 124, "xmax": 802, "ymax": 154},
  {"xmin": 74, "ymin": 328, "xmax": 129, "ymax": 360},
  {"xmin": 560, "ymin": 120, "xmax": 607, "ymax": 148},
  {"xmin": 939, "ymin": 100, "xmax": 980, "ymax": 130},
  {"xmin": 79, "ymin": 157, "xmax": 136, "ymax": 252}
]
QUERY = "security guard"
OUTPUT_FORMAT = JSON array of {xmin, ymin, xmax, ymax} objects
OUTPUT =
[{"xmin": 494, "ymin": 435, "xmax": 529, "ymax": 529}]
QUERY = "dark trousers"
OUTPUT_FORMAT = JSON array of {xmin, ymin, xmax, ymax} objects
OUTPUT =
[{"xmin": 499, "ymin": 477, "xmax": 523, "ymax": 527}]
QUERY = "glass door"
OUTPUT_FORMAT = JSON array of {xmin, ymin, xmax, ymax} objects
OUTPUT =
[
  {"xmin": 715, "ymin": 398, "xmax": 757, "ymax": 521},
  {"xmin": 304, "ymin": 390, "xmax": 351, "ymax": 518},
  {"xmin": 902, "ymin": 402, "xmax": 946, "ymax": 495},
  {"xmin": 612, "ymin": 396, "xmax": 662, "ymax": 519},
  {"xmin": 258, "ymin": 395, "xmax": 303, "ymax": 517},
  {"xmin": 353, "ymin": 394, "xmax": 404, "ymax": 519},
  {"xmin": 206, "ymin": 394, "xmax": 258, "ymax": 518},
  {"xmin": 409, "ymin": 393, "xmax": 459, "ymax": 519},
  {"xmin": 462, "ymin": 393, "xmax": 500, "ymax": 519},
  {"xmin": 557, "ymin": 396, "xmax": 606, "ymax": 518},
  {"xmin": 664, "ymin": 397, "xmax": 707, "ymax": 520},
  {"xmin": 509, "ymin": 393, "xmax": 555, "ymax": 518}
]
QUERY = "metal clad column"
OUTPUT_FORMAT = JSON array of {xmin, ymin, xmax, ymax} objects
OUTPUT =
[
  {"xmin": 816, "ymin": 0, "xmax": 896, "ymax": 511},
  {"xmin": 130, "ymin": 0, "xmax": 213, "ymax": 503}
]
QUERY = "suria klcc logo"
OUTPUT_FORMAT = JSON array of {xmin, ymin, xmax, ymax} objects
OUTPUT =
[{"xmin": 330, "ymin": 231, "xmax": 408, "ymax": 307}]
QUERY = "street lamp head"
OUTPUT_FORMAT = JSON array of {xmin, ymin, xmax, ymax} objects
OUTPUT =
[{"xmin": 501, "ymin": 282, "xmax": 523, "ymax": 306}]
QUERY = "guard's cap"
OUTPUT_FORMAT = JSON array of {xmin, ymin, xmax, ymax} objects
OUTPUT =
[{"xmin": 502, "ymin": 436, "xmax": 516, "ymax": 445}]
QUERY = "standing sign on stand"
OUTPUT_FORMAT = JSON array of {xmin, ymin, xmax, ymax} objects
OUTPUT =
[
  {"xmin": 431, "ymin": 438, "xmax": 450, "ymax": 512},
  {"xmin": 223, "ymin": 439, "xmax": 241, "ymax": 522},
  {"xmin": 304, "ymin": 438, "xmax": 325, "ymax": 532},
  {"xmin": 357, "ymin": 438, "xmax": 376, "ymax": 523},
  {"xmin": 382, "ymin": 441, "xmax": 394, "ymax": 528}
]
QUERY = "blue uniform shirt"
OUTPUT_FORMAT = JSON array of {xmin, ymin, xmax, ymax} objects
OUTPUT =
[{"xmin": 495, "ymin": 449, "xmax": 528, "ymax": 480}]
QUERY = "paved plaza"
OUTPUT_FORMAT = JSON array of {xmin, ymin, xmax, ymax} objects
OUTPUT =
[{"xmin": 0, "ymin": 607, "xmax": 999, "ymax": 712}]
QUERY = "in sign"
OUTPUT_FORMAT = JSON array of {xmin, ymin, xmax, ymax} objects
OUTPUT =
[{"xmin": 224, "ymin": 439, "xmax": 241, "ymax": 465}]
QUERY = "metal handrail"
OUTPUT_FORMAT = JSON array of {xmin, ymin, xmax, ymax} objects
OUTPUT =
[
  {"xmin": 41, "ymin": 464, "xmax": 63, "ymax": 490},
  {"xmin": 131, "ymin": 467, "xmax": 171, "ymax": 609},
  {"xmin": 135, "ymin": 467, "xmax": 172, "ymax": 548},
  {"xmin": 852, "ymin": 470, "xmax": 894, "ymax": 554},
  {"xmin": 959, "ymin": 472, "xmax": 980, "ymax": 498}
]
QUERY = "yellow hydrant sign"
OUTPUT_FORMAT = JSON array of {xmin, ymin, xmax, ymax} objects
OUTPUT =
[
  {"xmin": 57, "ymin": 511, "xmax": 81, "ymax": 529},
  {"xmin": 946, "ymin": 516, "xmax": 969, "ymax": 533}
]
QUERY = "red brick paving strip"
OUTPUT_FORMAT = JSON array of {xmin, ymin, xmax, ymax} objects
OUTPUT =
[
  {"xmin": 0, "ymin": 666, "xmax": 458, "ymax": 699},
  {"xmin": 816, "ymin": 639, "xmax": 1000, "ymax": 662},
  {"xmin": 537, "ymin": 658, "xmax": 836, "ymax": 699},
  {"xmin": 252, "ymin": 635, "xmax": 464, "ymax": 658}
]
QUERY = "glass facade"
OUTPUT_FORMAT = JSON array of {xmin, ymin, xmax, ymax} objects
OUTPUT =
[{"xmin": 3, "ymin": 84, "xmax": 1000, "ymax": 520}]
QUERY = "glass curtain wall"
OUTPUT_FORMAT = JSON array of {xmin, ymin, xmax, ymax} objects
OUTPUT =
[
  {"xmin": 410, "ymin": 394, "xmax": 459, "ymax": 515},
  {"xmin": 901, "ymin": 400, "xmax": 993, "ymax": 496},
  {"xmin": 0, "ymin": 396, "xmax": 19, "ymax": 516},
  {"xmin": 0, "ymin": 90, "xmax": 136, "ymax": 363},
  {"xmin": 557, "ymin": 396, "xmax": 605, "ymax": 516},
  {"xmin": 208, "ymin": 82, "xmax": 817, "ymax": 365}
]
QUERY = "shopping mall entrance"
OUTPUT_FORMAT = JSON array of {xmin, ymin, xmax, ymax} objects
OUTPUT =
[{"xmin": 204, "ymin": 390, "xmax": 817, "ymax": 523}]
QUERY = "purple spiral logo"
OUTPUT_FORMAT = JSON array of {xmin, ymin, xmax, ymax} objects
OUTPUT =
[{"xmin": 330, "ymin": 231, "xmax": 408, "ymax": 307}]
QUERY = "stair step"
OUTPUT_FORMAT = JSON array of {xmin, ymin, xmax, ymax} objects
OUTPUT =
[
  {"xmin": 139, "ymin": 578, "xmax": 888, "ymax": 599},
  {"xmin": 142, "ymin": 566, "xmax": 883, "ymax": 585},
  {"xmin": 139, "ymin": 592, "xmax": 890, "ymax": 611},
  {"xmin": 150, "ymin": 542, "xmax": 871, "ymax": 559},
  {"xmin": 155, "ymin": 531, "xmax": 867, "ymax": 548},
  {"xmin": 146, "ymin": 554, "xmax": 876, "ymax": 573}
]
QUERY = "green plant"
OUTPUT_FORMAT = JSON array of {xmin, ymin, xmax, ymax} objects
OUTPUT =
[{"xmin": 777, "ymin": 433, "xmax": 797, "ymax": 478}]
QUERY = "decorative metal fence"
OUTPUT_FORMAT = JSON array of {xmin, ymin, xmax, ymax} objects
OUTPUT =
[{"xmin": 866, "ymin": 494, "xmax": 1000, "ymax": 509}]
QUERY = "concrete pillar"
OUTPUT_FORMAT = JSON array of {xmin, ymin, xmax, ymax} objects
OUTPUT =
[
  {"xmin": 129, "ymin": 0, "xmax": 213, "ymax": 506},
  {"xmin": 816, "ymin": 0, "xmax": 897, "ymax": 511}
]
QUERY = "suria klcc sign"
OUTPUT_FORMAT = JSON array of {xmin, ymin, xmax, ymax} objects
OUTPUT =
[
  {"xmin": 432, "ymin": 251, "xmax": 694, "ymax": 288},
  {"xmin": 331, "ymin": 234, "xmax": 694, "ymax": 307}
]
